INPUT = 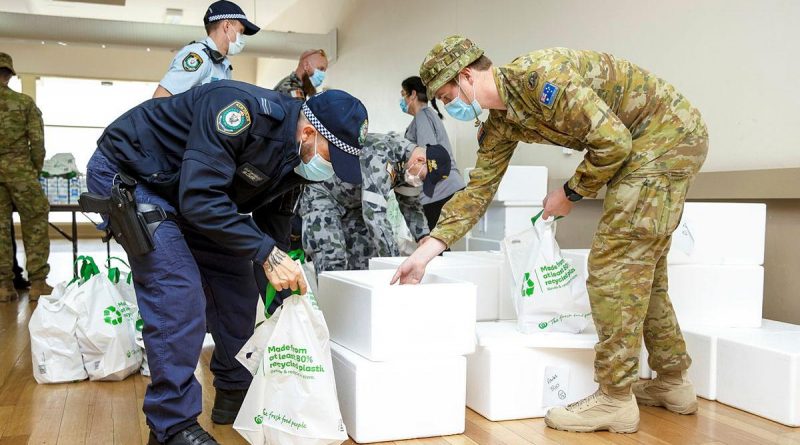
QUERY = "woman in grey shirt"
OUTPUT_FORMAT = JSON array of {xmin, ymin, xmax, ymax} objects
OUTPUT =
[{"xmin": 400, "ymin": 76, "xmax": 465, "ymax": 230}]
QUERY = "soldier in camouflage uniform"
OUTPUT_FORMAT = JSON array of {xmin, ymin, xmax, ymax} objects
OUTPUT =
[
  {"xmin": 392, "ymin": 36, "xmax": 708, "ymax": 433},
  {"xmin": 300, "ymin": 132, "xmax": 451, "ymax": 274},
  {"xmin": 273, "ymin": 49, "xmax": 329, "ymax": 100},
  {"xmin": 0, "ymin": 53, "xmax": 53, "ymax": 302}
]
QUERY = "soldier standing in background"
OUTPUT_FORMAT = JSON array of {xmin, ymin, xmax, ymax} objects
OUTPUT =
[
  {"xmin": 393, "ymin": 36, "xmax": 708, "ymax": 433},
  {"xmin": 301, "ymin": 133, "xmax": 451, "ymax": 274},
  {"xmin": 274, "ymin": 49, "xmax": 329, "ymax": 100},
  {"xmin": 0, "ymin": 52, "xmax": 53, "ymax": 303}
]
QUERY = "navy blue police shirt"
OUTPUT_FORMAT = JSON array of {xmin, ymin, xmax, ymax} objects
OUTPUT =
[{"xmin": 97, "ymin": 80, "xmax": 307, "ymax": 265}]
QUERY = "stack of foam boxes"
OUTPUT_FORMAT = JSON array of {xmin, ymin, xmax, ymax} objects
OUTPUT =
[
  {"xmin": 567, "ymin": 203, "xmax": 800, "ymax": 427},
  {"xmin": 316, "ymin": 269, "xmax": 477, "ymax": 443},
  {"xmin": 451, "ymin": 166, "xmax": 548, "ymax": 252},
  {"xmin": 371, "ymin": 252, "xmax": 602, "ymax": 422},
  {"xmin": 39, "ymin": 175, "xmax": 87, "ymax": 205}
]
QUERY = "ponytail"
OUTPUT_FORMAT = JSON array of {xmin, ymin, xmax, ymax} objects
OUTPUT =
[{"xmin": 401, "ymin": 75, "xmax": 443, "ymax": 119}]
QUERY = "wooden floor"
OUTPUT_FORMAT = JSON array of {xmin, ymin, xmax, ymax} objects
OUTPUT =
[{"xmin": 2, "ymin": 292, "xmax": 799, "ymax": 445}]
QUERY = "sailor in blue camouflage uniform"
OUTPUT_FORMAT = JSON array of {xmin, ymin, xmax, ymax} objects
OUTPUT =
[
  {"xmin": 85, "ymin": 80, "xmax": 367, "ymax": 445},
  {"xmin": 153, "ymin": 0, "xmax": 260, "ymax": 98},
  {"xmin": 300, "ymin": 132, "xmax": 451, "ymax": 274}
]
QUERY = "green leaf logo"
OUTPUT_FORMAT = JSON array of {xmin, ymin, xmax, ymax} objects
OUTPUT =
[
  {"xmin": 254, "ymin": 415, "xmax": 263, "ymax": 425},
  {"xmin": 538, "ymin": 322, "xmax": 549, "ymax": 330}
]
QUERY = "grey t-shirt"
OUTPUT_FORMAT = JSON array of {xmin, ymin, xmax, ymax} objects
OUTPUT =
[{"xmin": 404, "ymin": 106, "xmax": 465, "ymax": 204}]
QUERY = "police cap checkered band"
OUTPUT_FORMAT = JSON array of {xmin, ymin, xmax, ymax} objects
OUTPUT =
[
  {"xmin": 301, "ymin": 103, "xmax": 361, "ymax": 156},
  {"xmin": 207, "ymin": 13, "xmax": 247, "ymax": 22}
]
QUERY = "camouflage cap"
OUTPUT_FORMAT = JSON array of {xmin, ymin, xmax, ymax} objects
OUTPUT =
[
  {"xmin": 419, "ymin": 35, "xmax": 483, "ymax": 98},
  {"xmin": 0, "ymin": 52, "xmax": 15, "ymax": 75}
]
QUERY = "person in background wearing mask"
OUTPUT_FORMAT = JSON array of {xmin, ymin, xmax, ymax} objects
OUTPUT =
[
  {"xmin": 393, "ymin": 35, "xmax": 708, "ymax": 435},
  {"xmin": 152, "ymin": 0, "xmax": 260, "ymax": 98},
  {"xmin": 86, "ymin": 81, "xmax": 367, "ymax": 445},
  {"xmin": 300, "ymin": 133, "xmax": 451, "ymax": 274},
  {"xmin": 400, "ymin": 75, "xmax": 465, "ymax": 230},
  {"xmin": 274, "ymin": 49, "xmax": 329, "ymax": 100}
]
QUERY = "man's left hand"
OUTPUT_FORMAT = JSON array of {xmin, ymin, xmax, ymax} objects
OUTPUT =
[{"xmin": 542, "ymin": 187, "xmax": 574, "ymax": 220}]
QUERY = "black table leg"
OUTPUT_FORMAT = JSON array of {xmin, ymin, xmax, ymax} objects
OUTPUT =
[{"xmin": 72, "ymin": 211, "xmax": 78, "ymax": 277}]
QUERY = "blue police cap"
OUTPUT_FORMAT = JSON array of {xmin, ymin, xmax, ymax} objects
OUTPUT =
[
  {"xmin": 204, "ymin": 1, "xmax": 260, "ymax": 36},
  {"xmin": 302, "ymin": 90, "xmax": 369, "ymax": 185},
  {"xmin": 422, "ymin": 144, "xmax": 452, "ymax": 197}
]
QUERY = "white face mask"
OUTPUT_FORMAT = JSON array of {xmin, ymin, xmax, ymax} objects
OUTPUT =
[
  {"xmin": 404, "ymin": 162, "xmax": 424, "ymax": 187},
  {"xmin": 227, "ymin": 31, "xmax": 245, "ymax": 55}
]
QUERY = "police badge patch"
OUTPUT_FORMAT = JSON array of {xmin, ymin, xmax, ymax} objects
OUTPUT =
[
  {"xmin": 216, "ymin": 101, "xmax": 251, "ymax": 136},
  {"xmin": 182, "ymin": 52, "xmax": 204, "ymax": 72}
]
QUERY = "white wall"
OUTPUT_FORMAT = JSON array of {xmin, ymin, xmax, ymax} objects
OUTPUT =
[{"xmin": 288, "ymin": 0, "xmax": 800, "ymax": 179}]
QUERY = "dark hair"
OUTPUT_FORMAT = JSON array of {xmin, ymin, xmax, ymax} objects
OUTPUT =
[
  {"xmin": 204, "ymin": 20, "xmax": 224, "ymax": 35},
  {"xmin": 401, "ymin": 75, "xmax": 443, "ymax": 120},
  {"xmin": 468, "ymin": 55, "xmax": 493, "ymax": 71}
]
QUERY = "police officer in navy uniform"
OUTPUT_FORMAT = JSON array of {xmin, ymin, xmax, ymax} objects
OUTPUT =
[
  {"xmin": 86, "ymin": 80, "xmax": 368, "ymax": 445},
  {"xmin": 153, "ymin": 0, "xmax": 260, "ymax": 98}
]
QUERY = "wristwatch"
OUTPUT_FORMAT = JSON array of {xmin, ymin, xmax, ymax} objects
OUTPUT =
[{"xmin": 563, "ymin": 182, "xmax": 584, "ymax": 202}]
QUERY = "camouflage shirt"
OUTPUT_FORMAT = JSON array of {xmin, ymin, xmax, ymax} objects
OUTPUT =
[
  {"xmin": 0, "ymin": 84, "xmax": 45, "ymax": 181},
  {"xmin": 273, "ymin": 72, "xmax": 307, "ymax": 100},
  {"xmin": 305, "ymin": 132, "xmax": 430, "ymax": 256},
  {"xmin": 431, "ymin": 48, "xmax": 705, "ymax": 246}
]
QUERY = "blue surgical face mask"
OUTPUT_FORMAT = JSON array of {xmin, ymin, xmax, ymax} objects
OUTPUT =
[
  {"xmin": 227, "ymin": 32, "xmax": 245, "ymax": 56},
  {"xmin": 309, "ymin": 69, "xmax": 326, "ymax": 88},
  {"xmin": 295, "ymin": 133, "xmax": 335, "ymax": 181},
  {"xmin": 399, "ymin": 96, "xmax": 409, "ymax": 114},
  {"xmin": 444, "ymin": 77, "xmax": 483, "ymax": 122}
]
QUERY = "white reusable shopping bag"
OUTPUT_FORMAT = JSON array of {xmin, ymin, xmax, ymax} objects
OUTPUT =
[
  {"xmin": 234, "ymin": 264, "xmax": 346, "ymax": 445},
  {"xmin": 503, "ymin": 212, "xmax": 592, "ymax": 334},
  {"xmin": 63, "ymin": 256, "xmax": 142, "ymax": 381},
  {"xmin": 29, "ymin": 282, "xmax": 88, "ymax": 384},
  {"xmin": 107, "ymin": 258, "xmax": 149, "ymax": 376}
]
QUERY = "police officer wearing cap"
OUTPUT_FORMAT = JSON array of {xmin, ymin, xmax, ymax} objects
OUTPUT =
[
  {"xmin": 153, "ymin": 0, "xmax": 260, "ymax": 98},
  {"xmin": 85, "ymin": 80, "xmax": 367, "ymax": 445}
]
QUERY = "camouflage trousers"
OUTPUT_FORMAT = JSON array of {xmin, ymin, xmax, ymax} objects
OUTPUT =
[
  {"xmin": 0, "ymin": 177, "xmax": 51, "ymax": 283},
  {"xmin": 588, "ymin": 125, "xmax": 709, "ymax": 395},
  {"xmin": 300, "ymin": 184, "xmax": 375, "ymax": 275}
]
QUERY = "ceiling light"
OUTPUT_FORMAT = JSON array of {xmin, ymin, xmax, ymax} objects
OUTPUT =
[
  {"xmin": 57, "ymin": 41, "xmax": 67, "ymax": 46},
  {"xmin": 101, "ymin": 44, "xmax": 106, "ymax": 49},
  {"xmin": 146, "ymin": 47, "xmax": 151, "ymax": 52}
]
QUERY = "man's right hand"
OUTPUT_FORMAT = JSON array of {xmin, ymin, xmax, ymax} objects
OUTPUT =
[
  {"xmin": 390, "ymin": 236, "xmax": 447, "ymax": 285},
  {"xmin": 263, "ymin": 247, "xmax": 307, "ymax": 295}
]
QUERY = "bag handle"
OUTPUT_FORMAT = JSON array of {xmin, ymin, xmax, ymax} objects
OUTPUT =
[
  {"xmin": 69, "ymin": 255, "xmax": 100, "ymax": 285},
  {"xmin": 262, "ymin": 249, "xmax": 306, "ymax": 319},
  {"xmin": 531, "ymin": 209, "xmax": 564, "ymax": 227},
  {"xmin": 105, "ymin": 256, "xmax": 133, "ymax": 284}
]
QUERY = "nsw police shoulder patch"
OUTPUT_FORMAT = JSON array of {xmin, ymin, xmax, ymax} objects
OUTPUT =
[
  {"xmin": 359, "ymin": 119, "xmax": 369, "ymax": 145},
  {"xmin": 182, "ymin": 52, "xmax": 204, "ymax": 72},
  {"xmin": 216, "ymin": 101, "xmax": 251, "ymax": 136},
  {"xmin": 540, "ymin": 81, "xmax": 560, "ymax": 109}
]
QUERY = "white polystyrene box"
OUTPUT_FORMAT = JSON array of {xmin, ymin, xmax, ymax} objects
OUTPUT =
[
  {"xmin": 668, "ymin": 202, "xmax": 766, "ymax": 265},
  {"xmin": 668, "ymin": 265, "xmax": 763, "ymax": 328},
  {"xmin": 317, "ymin": 270, "xmax": 476, "ymax": 361},
  {"xmin": 468, "ymin": 236, "xmax": 502, "ymax": 252},
  {"xmin": 562, "ymin": 250, "xmax": 764, "ymax": 328},
  {"xmin": 683, "ymin": 320, "xmax": 800, "ymax": 401},
  {"xmin": 471, "ymin": 203, "xmax": 543, "ymax": 240},
  {"xmin": 370, "ymin": 256, "xmax": 501, "ymax": 321},
  {"xmin": 331, "ymin": 342, "xmax": 466, "ymax": 443},
  {"xmin": 716, "ymin": 331, "xmax": 800, "ymax": 426},
  {"xmin": 464, "ymin": 166, "xmax": 548, "ymax": 202},
  {"xmin": 443, "ymin": 251, "xmax": 516, "ymax": 320},
  {"xmin": 466, "ymin": 321, "xmax": 598, "ymax": 421}
]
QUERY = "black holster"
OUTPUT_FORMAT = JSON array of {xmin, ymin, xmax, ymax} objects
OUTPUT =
[{"xmin": 79, "ymin": 173, "xmax": 171, "ymax": 256}]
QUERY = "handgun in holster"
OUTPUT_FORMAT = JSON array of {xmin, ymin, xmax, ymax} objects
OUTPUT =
[{"xmin": 79, "ymin": 172, "xmax": 172, "ymax": 257}]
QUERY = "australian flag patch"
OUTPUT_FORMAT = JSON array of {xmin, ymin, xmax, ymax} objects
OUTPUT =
[{"xmin": 540, "ymin": 82, "xmax": 559, "ymax": 108}]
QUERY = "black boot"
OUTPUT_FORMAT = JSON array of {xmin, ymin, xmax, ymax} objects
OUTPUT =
[
  {"xmin": 13, "ymin": 275, "xmax": 30, "ymax": 290},
  {"xmin": 211, "ymin": 388, "xmax": 247, "ymax": 425},
  {"xmin": 147, "ymin": 423, "xmax": 220, "ymax": 445}
]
